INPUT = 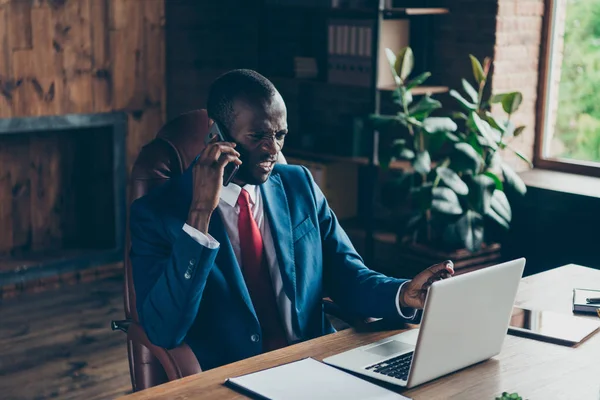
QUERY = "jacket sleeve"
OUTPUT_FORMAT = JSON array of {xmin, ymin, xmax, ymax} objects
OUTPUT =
[
  {"xmin": 300, "ymin": 166, "xmax": 418, "ymax": 322},
  {"xmin": 129, "ymin": 197, "xmax": 219, "ymax": 348}
]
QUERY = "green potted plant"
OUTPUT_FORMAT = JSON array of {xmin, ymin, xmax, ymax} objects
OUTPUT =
[
  {"xmin": 444, "ymin": 54, "xmax": 531, "ymax": 252},
  {"xmin": 369, "ymin": 47, "xmax": 530, "ymax": 277}
]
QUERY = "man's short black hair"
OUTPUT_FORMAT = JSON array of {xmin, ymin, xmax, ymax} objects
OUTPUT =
[{"xmin": 206, "ymin": 69, "xmax": 277, "ymax": 130}]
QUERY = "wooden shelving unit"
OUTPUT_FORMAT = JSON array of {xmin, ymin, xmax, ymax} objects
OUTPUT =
[
  {"xmin": 284, "ymin": 148, "xmax": 412, "ymax": 171},
  {"xmin": 378, "ymin": 85, "xmax": 449, "ymax": 95},
  {"xmin": 259, "ymin": 1, "xmax": 450, "ymax": 267}
]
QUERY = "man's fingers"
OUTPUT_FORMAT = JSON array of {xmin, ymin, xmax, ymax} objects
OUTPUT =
[
  {"xmin": 217, "ymin": 154, "xmax": 242, "ymax": 168},
  {"xmin": 427, "ymin": 260, "xmax": 455, "ymax": 275},
  {"xmin": 201, "ymin": 143, "xmax": 240, "ymax": 165}
]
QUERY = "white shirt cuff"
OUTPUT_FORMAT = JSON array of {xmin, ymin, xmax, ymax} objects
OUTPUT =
[
  {"xmin": 396, "ymin": 281, "xmax": 418, "ymax": 320},
  {"xmin": 182, "ymin": 223, "xmax": 220, "ymax": 249}
]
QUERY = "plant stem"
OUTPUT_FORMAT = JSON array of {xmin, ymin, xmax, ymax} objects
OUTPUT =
[
  {"xmin": 432, "ymin": 158, "xmax": 451, "ymax": 188},
  {"xmin": 401, "ymin": 87, "xmax": 415, "ymax": 138},
  {"xmin": 426, "ymin": 209, "xmax": 432, "ymax": 242},
  {"xmin": 476, "ymin": 79, "xmax": 486, "ymax": 110}
]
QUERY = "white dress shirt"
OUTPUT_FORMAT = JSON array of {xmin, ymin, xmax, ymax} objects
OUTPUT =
[{"xmin": 182, "ymin": 183, "xmax": 415, "ymax": 342}]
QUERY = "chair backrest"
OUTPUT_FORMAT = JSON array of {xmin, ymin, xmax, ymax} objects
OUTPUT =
[
  {"xmin": 124, "ymin": 109, "xmax": 287, "ymax": 391},
  {"xmin": 124, "ymin": 109, "xmax": 212, "ymax": 391}
]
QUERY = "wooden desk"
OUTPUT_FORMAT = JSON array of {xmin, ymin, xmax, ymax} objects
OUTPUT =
[{"xmin": 119, "ymin": 264, "xmax": 600, "ymax": 400}]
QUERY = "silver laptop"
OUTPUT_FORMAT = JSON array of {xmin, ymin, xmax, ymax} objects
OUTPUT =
[{"xmin": 323, "ymin": 258, "xmax": 526, "ymax": 389}]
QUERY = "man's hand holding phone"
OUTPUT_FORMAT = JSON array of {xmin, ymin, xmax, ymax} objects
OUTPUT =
[{"xmin": 186, "ymin": 137, "xmax": 242, "ymax": 234}]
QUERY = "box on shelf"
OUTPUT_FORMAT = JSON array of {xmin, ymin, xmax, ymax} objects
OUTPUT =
[{"xmin": 285, "ymin": 157, "xmax": 358, "ymax": 220}]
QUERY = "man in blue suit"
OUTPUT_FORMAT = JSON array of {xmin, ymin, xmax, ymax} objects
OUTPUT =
[{"xmin": 129, "ymin": 69, "xmax": 454, "ymax": 371}]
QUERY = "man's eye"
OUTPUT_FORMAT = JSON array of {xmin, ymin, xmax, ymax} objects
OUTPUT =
[{"xmin": 276, "ymin": 132, "xmax": 287, "ymax": 140}]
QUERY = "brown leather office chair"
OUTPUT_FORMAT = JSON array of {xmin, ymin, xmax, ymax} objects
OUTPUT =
[
  {"xmin": 112, "ymin": 109, "xmax": 369, "ymax": 392},
  {"xmin": 111, "ymin": 109, "xmax": 291, "ymax": 392}
]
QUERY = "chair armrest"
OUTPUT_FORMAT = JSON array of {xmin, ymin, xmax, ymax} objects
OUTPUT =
[{"xmin": 127, "ymin": 322, "xmax": 202, "ymax": 380}]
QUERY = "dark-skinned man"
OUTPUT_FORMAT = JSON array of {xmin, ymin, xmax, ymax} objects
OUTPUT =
[{"xmin": 129, "ymin": 69, "xmax": 454, "ymax": 371}]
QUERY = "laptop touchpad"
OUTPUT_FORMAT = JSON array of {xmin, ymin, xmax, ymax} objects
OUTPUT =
[{"xmin": 365, "ymin": 340, "xmax": 413, "ymax": 357}]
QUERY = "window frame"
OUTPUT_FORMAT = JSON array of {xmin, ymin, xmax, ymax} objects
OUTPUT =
[{"xmin": 535, "ymin": 0, "xmax": 600, "ymax": 178}]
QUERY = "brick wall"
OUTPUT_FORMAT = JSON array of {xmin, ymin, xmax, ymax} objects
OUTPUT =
[
  {"xmin": 492, "ymin": 0, "xmax": 545, "ymax": 172},
  {"xmin": 434, "ymin": 0, "xmax": 498, "ymax": 93},
  {"xmin": 435, "ymin": 0, "xmax": 547, "ymax": 172}
]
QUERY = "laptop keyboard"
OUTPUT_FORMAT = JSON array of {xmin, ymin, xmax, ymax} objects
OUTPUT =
[{"xmin": 365, "ymin": 352, "xmax": 414, "ymax": 381}]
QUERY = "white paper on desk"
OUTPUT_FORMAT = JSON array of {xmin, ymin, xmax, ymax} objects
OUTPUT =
[{"xmin": 225, "ymin": 357, "xmax": 411, "ymax": 400}]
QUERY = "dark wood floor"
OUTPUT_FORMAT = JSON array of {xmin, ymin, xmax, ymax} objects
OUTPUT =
[{"xmin": 0, "ymin": 276, "xmax": 132, "ymax": 400}]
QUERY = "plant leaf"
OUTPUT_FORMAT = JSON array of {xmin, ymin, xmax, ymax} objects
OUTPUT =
[
  {"xmin": 503, "ymin": 120, "xmax": 516, "ymax": 138},
  {"xmin": 398, "ymin": 148, "xmax": 415, "ymax": 160},
  {"xmin": 513, "ymin": 125, "xmax": 526, "ymax": 137},
  {"xmin": 490, "ymin": 93, "xmax": 507, "ymax": 104},
  {"xmin": 502, "ymin": 163, "xmax": 527, "ymax": 195},
  {"xmin": 451, "ymin": 142, "xmax": 483, "ymax": 173},
  {"xmin": 467, "ymin": 174, "xmax": 496, "ymax": 214},
  {"xmin": 449, "ymin": 89, "xmax": 477, "ymax": 111},
  {"xmin": 432, "ymin": 186, "xmax": 463, "ymax": 215},
  {"xmin": 483, "ymin": 171, "xmax": 503, "ymax": 190},
  {"xmin": 469, "ymin": 112, "xmax": 499, "ymax": 148},
  {"xmin": 489, "ymin": 189, "xmax": 512, "ymax": 225},
  {"xmin": 445, "ymin": 132, "xmax": 461, "ymax": 142},
  {"xmin": 484, "ymin": 111, "xmax": 506, "ymax": 133},
  {"xmin": 412, "ymin": 182, "xmax": 433, "ymax": 212},
  {"xmin": 452, "ymin": 111, "xmax": 468, "ymax": 120},
  {"xmin": 394, "ymin": 87, "xmax": 414, "ymax": 107},
  {"xmin": 408, "ymin": 95, "xmax": 442, "ymax": 120},
  {"xmin": 501, "ymin": 92, "xmax": 523, "ymax": 114},
  {"xmin": 470, "ymin": 54, "xmax": 485, "ymax": 84},
  {"xmin": 393, "ymin": 138, "xmax": 407, "ymax": 147},
  {"xmin": 394, "ymin": 47, "xmax": 414, "ymax": 82},
  {"xmin": 437, "ymin": 167, "xmax": 469, "ymax": 195},
  {"xmin": 384, "ymin": 48, "xmax": 401, "ymax": 85},
  {"xmin": 369, "ymin": 114, "xmax": 401, "ymax": 130},
  {"xmin": 443, "ymin": 210, "xmax": 484, "ymax": 252},
  {"xmin": 462, "ymin": 78, "xmax": 479, "ymax": 103},
  {"xmin": 423, "ymin": 117, "xmax": 458, "ymax": 133},
  {"xmin": 406, "ymin": 71, "xmax": 431, "ymax": 90},
  {"xmin": 511, "ymin": 147, "xmax": 533, "ymax": 167},
  {"xmin": 413, "ymin": 151, "xmax": 431, "ymax": 175}
]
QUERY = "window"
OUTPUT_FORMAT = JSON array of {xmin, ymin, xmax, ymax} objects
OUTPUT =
[{"xmin": 537, "ymin": 0, "xmax": 600, "ymax": 177}]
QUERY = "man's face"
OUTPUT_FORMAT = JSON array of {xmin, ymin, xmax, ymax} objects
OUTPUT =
[{"xmin": 227, "ymin": 93, "xmax": 288, "ymax": 185}]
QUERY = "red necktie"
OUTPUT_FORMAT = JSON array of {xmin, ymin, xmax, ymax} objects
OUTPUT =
[{"xmin": 237, "ymin": 189, "xmax": 288, "ymax": 352}]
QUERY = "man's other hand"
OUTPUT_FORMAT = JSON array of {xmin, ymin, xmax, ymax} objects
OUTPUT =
[{"xmin": 399, "ymin": 261, "xmax": 454, "ymax": 310}]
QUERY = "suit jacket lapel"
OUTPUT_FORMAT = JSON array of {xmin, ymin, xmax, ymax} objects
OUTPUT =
[
  {"xmin": 208, "ymin": 211, "xmax": 258, "ymax": 320},
  {"xmin": 164, "ymin": 165, "xmax": 258, "ymax": 321},
  {"xmin": 260, "ymin": 173, "xmax": 298, "ymax": 329}
]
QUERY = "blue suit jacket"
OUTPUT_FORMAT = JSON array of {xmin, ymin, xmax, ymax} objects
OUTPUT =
[{"xmin": 129, "ymin": 163, "xmax": 411, "ymax": 370}]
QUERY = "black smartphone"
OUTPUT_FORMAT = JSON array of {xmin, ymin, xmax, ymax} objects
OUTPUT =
[{"xmin": 205, "ymin": 122, "xmax": 239, "ymax": 186}]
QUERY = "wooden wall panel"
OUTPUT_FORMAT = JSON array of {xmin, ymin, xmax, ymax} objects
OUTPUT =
[
  {"xmin": 110, "ymin": 0, "xmax": 144, "ymax": 111},
  {"xmin": 29, "ymin": 135, "xmax": 62, "ymax": 252},
  {"xmin": 0, "ymin": 0, "xmax": 166, "ymax": 256},
  {"xmin": 0, "ymin": 7, "xmax": 13, "ymax": 119},
  {"xmin": 144, "ymin": 0, "xmax": 166, "ymax": 116},
  {"xmin": 7, "ymin": 0, "xmax": 33, "ymax": 51},
  {"xmin": 11, "ymin": 8, "xmax": 60, "ymax": 116},
  {"xmin": 126, "ymin": 107, "xmax": 163, "ymax": 175},
  {"xmin": 0, "ymin": 144, "xmax": 13, "ymax": 254},
  {"xmin": 90, "ymin": 0, "xmax": 111, "ymax": 112},
  {"xmin": 51, "ymin": 0, "xmax": 94, "ymax": 114},
  {"xmin": 7, "ymin": 138, "xmax": 31, "ymax": 254}
]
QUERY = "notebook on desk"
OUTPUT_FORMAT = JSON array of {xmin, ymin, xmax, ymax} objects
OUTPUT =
[
  {"xmin": 573, "ymin": 288, "xmax": 600, "ymax": 315},
  {"xmin": 225, "ymin": 357, "xmax": 411, "ymax": 400}
]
